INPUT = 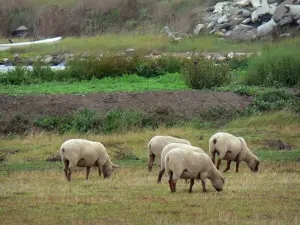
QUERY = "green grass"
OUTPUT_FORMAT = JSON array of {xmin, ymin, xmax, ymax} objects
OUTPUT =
[
  {"xmin": 0, "ymin": 73, "xmax": 189, "ymax": 95},
  {"xmin": 3, "ymin": 35, "xmax": 300, "ymax": 58},
  {"xmin": 1, "ymin": 112, "xmax": 300, "ymax": 224}
]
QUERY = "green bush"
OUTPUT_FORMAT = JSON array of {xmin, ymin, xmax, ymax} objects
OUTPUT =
[
  {"xmin": 246, "ymin": 44, "xmax": 300, "ymax": 87},
  {"xmin": 181, "ymin": 57, "xmax": 231, "ymax": 89},
  {"xmin": 247, "ymin": 90, "xmax": 300, "ymax": 113}
]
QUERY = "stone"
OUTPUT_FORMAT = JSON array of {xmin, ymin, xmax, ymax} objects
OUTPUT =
[
  {"xmin": 206, "ymin": 6, "xmax": 215, "ymax": 12},
  {"xmin": 257, "ymin": 19, "xmax": 277, "ymax": 37},
  {"xmin": 242, "ymin": 9, "xmax": 252, "ymax": 17},
  {"xmin": 242, "ymin": 18, "xmax": 251, "ymax": 24},
  {"xmin": 234, "ymin": 0, "xmax": 251, "ymax": 7},
  {"xmin": 230, "ymin": 24, "xmax": 257, "ymax": 41},
  {"xmin": 13, "ymin": 53, "xmax": 20, "ymax": 60},
  {"xmin": 250, "ymin": 0, "xmax": 262, "ymax": 8},
  {"xmin": 207, "ymin": 13, "xmax": 222, "ymax": 23},
  {"xmin": 251, "ymin": 5, "xmax": 277, "ymax": 23},
  {"xmin": 217, "ymin": 14, "xmax": 229, "ymax": 23},
  {"xmin": 213, "ymin": 2, "xmax": 231, "ymax": 14},
  {"xmin": 214, "ymin": 31, "xmax": 225, "ymax": 37},
  {"xmin": 284, "ymin": 4, "xmax": 300, "ymax": 17},
  {"xmin": 124, "ymin": 48, "xmax": 136, "ymax": 56},
  {"xmin": 206, "ymin": 21, "xmax": 215, "ymax": 29},
  {"xmin": 227, "ymin": 52, "xmax": 234, "ymax": 58},
  {"xmin": 225, "ymin": 30, "xmax": 232, "ymax": 37},
  {"xmin": 209, "ymin": 29, "xmax": 216, "ymax": 34},
  {"xmin": 298, "ymin": 19, "xmax": 300, "ymax": 25},
  {"xmin": 216, "ymin": 56, "xmax": 227, "ymax": 61},
  {"xmin": 3, "ymin": 58, "xmax": 9, "ymax": 63},
  {"xmin": 272, "ymin": 0, "xmax": 294, "ymax": 22},
  {"xmin": 214, "ymin": 22, "xmax": 232, "ymax": 30},
  {"xmin": 193, "ymin": 24, "xmax": 205, "ymax": 35},
  {"xmin": 280, "ymin": 33, "xmax": 291, "ymax": 37},
  {"xmin": 44, "ymin": 55, "xmax": 53, "ymax": 64},
  {"xmin": 267, "ymin": 0, "xmax": 277, "ymax": 3},
  {"xmin": 278, "ymin": 16, "xmax": 293, "ymax": 26},
  {"xmin": 221, "ymin": 29, "xmax": 227, "ymax": 33}
]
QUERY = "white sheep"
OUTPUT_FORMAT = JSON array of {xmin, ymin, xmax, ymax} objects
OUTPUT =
[
  {"xmin": 157, "ymin": 143, "xmax": 205, "ymax": 183},
  {"xmin": 209, "ymin": 132, "xmax": 260, "ymax": 173},
  {"xmin": 165, "ymin": 148, "xmax": 225, "ymax": 193},
  {"xmin": 60, "ymin": 139, "xmax": 119, "ymax": 181},
  {"xmin": 147, "ymin": 135, "xmax": 191, "ymax": 172}
]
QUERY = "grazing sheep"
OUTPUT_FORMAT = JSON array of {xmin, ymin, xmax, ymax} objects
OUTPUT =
[
  {"xmin": 60, "ymin": 139, "xmax": 119, "ymax": 181},
  {"xmin": 209, "ymin": 132, "xmax": 260, "ymax": 173},
  {"xmin": 147, "ymin": 135, "xmax": 191, "ymax": 172},
  {"xmin": 165, "ymin": 148, "xmax": 225, "ymax": 193},
  {"xmin": 157, "ymin": 143, "xmax": 205, "ymax": 183}
]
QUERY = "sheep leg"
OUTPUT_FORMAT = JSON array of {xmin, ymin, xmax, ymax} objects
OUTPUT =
[
  {"xmin": 148, "ymin": 153, "xmax": 156, "ymax": 172},
  {"xmin": 97, "ymin": 164, "xmax": 102, "ymax": 177},
  {"xmin": 211, "ymin": 151, "xmax": 216, "ymax": 164},
  {"xmin": 223, "ymin": 160, "xmax": 232, "ymax": 172},
  {"xmin": 236, "ymin": 162, "xmax": 240, "ymax": 173},
  {"xmin": 63, "ymin": 160, "xmax": 69, "ymax": 180},
  {"xmin": 86, "ymin": 167, "xmax": 91, "ymax": 181},
  {"xmin": 216, "ymin": 159, "xmax": 222, "ymax": 170},
  {"xmin": 189, "ymin": 179, "xmax": 195, "ymax": 193},
  {"xmin": 201, "ymin": 180, "xmax": 207, "ymax": 193},
  {"xmin": 67, "ymin": 161, "xmax": 77, "ymax": 182},
  {"xmin": 157, "ymin": 168, "xmax": 165, "ymax": 183},
  {"xmin": 171, "ymin": 180, "xmax": 177, "ymax": 192}
]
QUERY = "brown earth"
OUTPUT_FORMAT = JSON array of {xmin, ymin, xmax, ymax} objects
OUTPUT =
[{"xmin": 0, "ymin": 90, "xmax": 252, "ymax": 133}]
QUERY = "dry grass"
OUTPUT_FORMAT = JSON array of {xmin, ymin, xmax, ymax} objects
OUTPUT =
[{"xmin": 1, "ymin": 113, "xmax": 300, "ymax": 224}]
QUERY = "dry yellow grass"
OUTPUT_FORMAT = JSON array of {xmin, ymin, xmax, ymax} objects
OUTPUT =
[{"xmin": 1, "ymin": 114, "xmax": 300, "ymax": 224}]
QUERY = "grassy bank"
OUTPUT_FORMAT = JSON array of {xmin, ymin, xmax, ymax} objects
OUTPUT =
[
  {"xmin": 3, "ymin": 35, "xmax": 300, "ymax": 58},
  {"xmin": 1, "ymin": 112, "xmax": 300, "ymax": 224},
  {"xmin": 0, "ymin": 73, "xmax": 188, "ymax": 95}
]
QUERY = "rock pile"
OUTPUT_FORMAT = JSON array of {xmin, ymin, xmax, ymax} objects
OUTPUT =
[{"xmin": 194, "ymin": 0, "xmax": 300, "ymax": 40}]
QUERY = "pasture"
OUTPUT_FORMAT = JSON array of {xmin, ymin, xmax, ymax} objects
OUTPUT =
[{"xmin": 1, "ymin": 113, "xmax": 300, "ymax": 225}]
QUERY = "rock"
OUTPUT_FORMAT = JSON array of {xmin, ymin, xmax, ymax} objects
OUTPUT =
[
  {"xmin": 193, "ymin": 24, "xmax": 205, "ymax": 35},
  {"xmin": 206, "ymin": 6, "xmax": 215, "ymax": 12},
  {"xmin": 124, "ymin": 48, "xmax": 136, "ymax": 56},
  {"xmin": 284, "ymin": 4, "xmax": 300, "ymax": 17},
  {"xmin": 280, "ymin": 33, "xmax": 291, "ymax": 37},
  {"xmin": 242, "ymin": 9, "xmax": 252, "ymax": 17},
  {"xmin": 267, "ymin": 0, "xmax": 277, "ymax": 3},
  {"xmin": 46, "ymin": 154, "xmax": 61, "ymax": 162},
  {"xmin": 242, "ymin": 18, "xmax": 251, "ymax": 24},
  {"xmin": 206, "ymin": 21, "xmax": 215, "ymax": 29},
  {"xmin": 207, "ymin": 13, "xmax": 222, "ymax": 23},
  {"xmin": 221, "ymin": 29, "xmax": 227, "ymax": 33},
  {"xmin": 278, "ymin": 16, "xmax": 293, "ymax": 26},
  {"xmin": 213, "ymin": 2, "xmax": 231, "ymax": 14},
  {"xmin": 209, "ymin": 29, "xmax": 216, "ymax": 34},
  {"xmin": 13, "ymin": 53, "xmax": 20, "ymax": 60},
  {"xmin": 3, "ymin": 58, "xmax": 9, "ymax": 63},
  {"xmin": 230, "ymin": 24, "xmax": 257, "ymax": 41},
  {"xmin": 214, "ymin": 31, "xmax": 225, "ymax": 37},
  {"xmin": 44, "ymin": 55, "xmax": 53, "ymax": 64},
  {"xmin": 250, "ymin": 0, "xmax": 262, "ymax": 8},
  {"xmin": 234, "ymin": 0, "xmax": 251, "ymax": 7},
  {"xmin": 298, "ymin": 19, "xmax": 300, "ymax": 25},
  {"xmin": 251, "ymin": 5, "xmax": 277, "ymax": 23},
  {"xmin": 216, "ymin": 56, "xmax": 227, "ymax": 61},
  {"xmin": 214, "ymin": 22, "xmax": 232, "ymax": 30},
  {"xmin": 293, "ymin": 14, "xmax": 300, "ymax": 20},
  {"xmin": 272, "ymin": 0, "xmax": 294, "ymax": 22},
  {"xmin": 227, "ymin": 52, "xmax": 234, "ymax": 58},
  {"xmin": 257, "ymin": 19, "xmax": 277, "ymax": 37},
  {"xmin": 225, "ymin": 30, "xmax": 232, "ymax": 37},
  {"xmin": 217, "ymin": 14, "xmax": 229, "ymax": 24}
]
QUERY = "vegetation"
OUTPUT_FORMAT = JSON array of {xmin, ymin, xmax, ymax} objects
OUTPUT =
[
  {"xmin": 182, "ymin": 56, "xmax": 231, "ymax": 89},
  {"xmin": 246, "ymin": 43, "xmax": 300, "ymax": 87},
  {"xmin": 1, "ymin": 112, "xmax": 300, "ymax": 224}
]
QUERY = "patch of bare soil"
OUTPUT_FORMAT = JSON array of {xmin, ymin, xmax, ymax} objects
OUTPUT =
[{"xmin": 0, "ymin": 90, "xmax": 252, "ymax": 133}]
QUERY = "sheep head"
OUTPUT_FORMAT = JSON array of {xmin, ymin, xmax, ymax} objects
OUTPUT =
[
  {"xmin": 103, "ymin": 164, "xmax": 120, "ymax": 179},
  {"xmin": 211, "ymin": 177, "xmax": 225, "ymax": 192},
  {"xmin": 247, "ymin": 158, "xmax": 260, "ymax": 173}
]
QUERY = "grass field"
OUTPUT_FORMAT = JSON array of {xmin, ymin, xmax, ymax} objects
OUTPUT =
[
  {"xmin": 0, "ymin": 73, "xmax": 188, "ymax": 95},
  {"xmin": 2, "ymin": 35, "xmax": 300, "ymax": 58},
  {"xmin": 1, "ymin": 112, "xmax": 300, "ymax": 225}
]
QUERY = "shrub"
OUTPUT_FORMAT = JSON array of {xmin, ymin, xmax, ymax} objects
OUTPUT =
[
  {"xmin": 181, "ymin": 57, "xmax": 231, "ymax": 89},
  {"xmin": 246, "ymin": 44, "xmax": 300, "ymax": 87}
]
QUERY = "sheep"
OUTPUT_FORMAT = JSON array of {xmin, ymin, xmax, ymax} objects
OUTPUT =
[
  {"xmin": 209, "ymin": 132, "xmax": 260, "ymax": 173},
  {"xmin": 157, "ymin": 143, "xmax": 205, "ymax": 183},
  {"xmin": 164, "ymin": 148, "xmax": 225, "ymax": 193},
  {"xmin": 59, "ymin": 139, "xmax": 119, "ymax": 181},
  {"xmin": 147, "ymin": 135, "xmax": 191, "ymax": 172}
]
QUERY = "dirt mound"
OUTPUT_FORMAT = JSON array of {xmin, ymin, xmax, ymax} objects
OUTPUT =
[{"xmin": 0, "ymin": 90, "xmax": 252, "ymax": 133}]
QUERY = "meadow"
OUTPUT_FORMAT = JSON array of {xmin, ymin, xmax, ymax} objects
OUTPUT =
[{"xmin": 1, "ymin": 112, "xmax": 300, "ymax": 225}]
